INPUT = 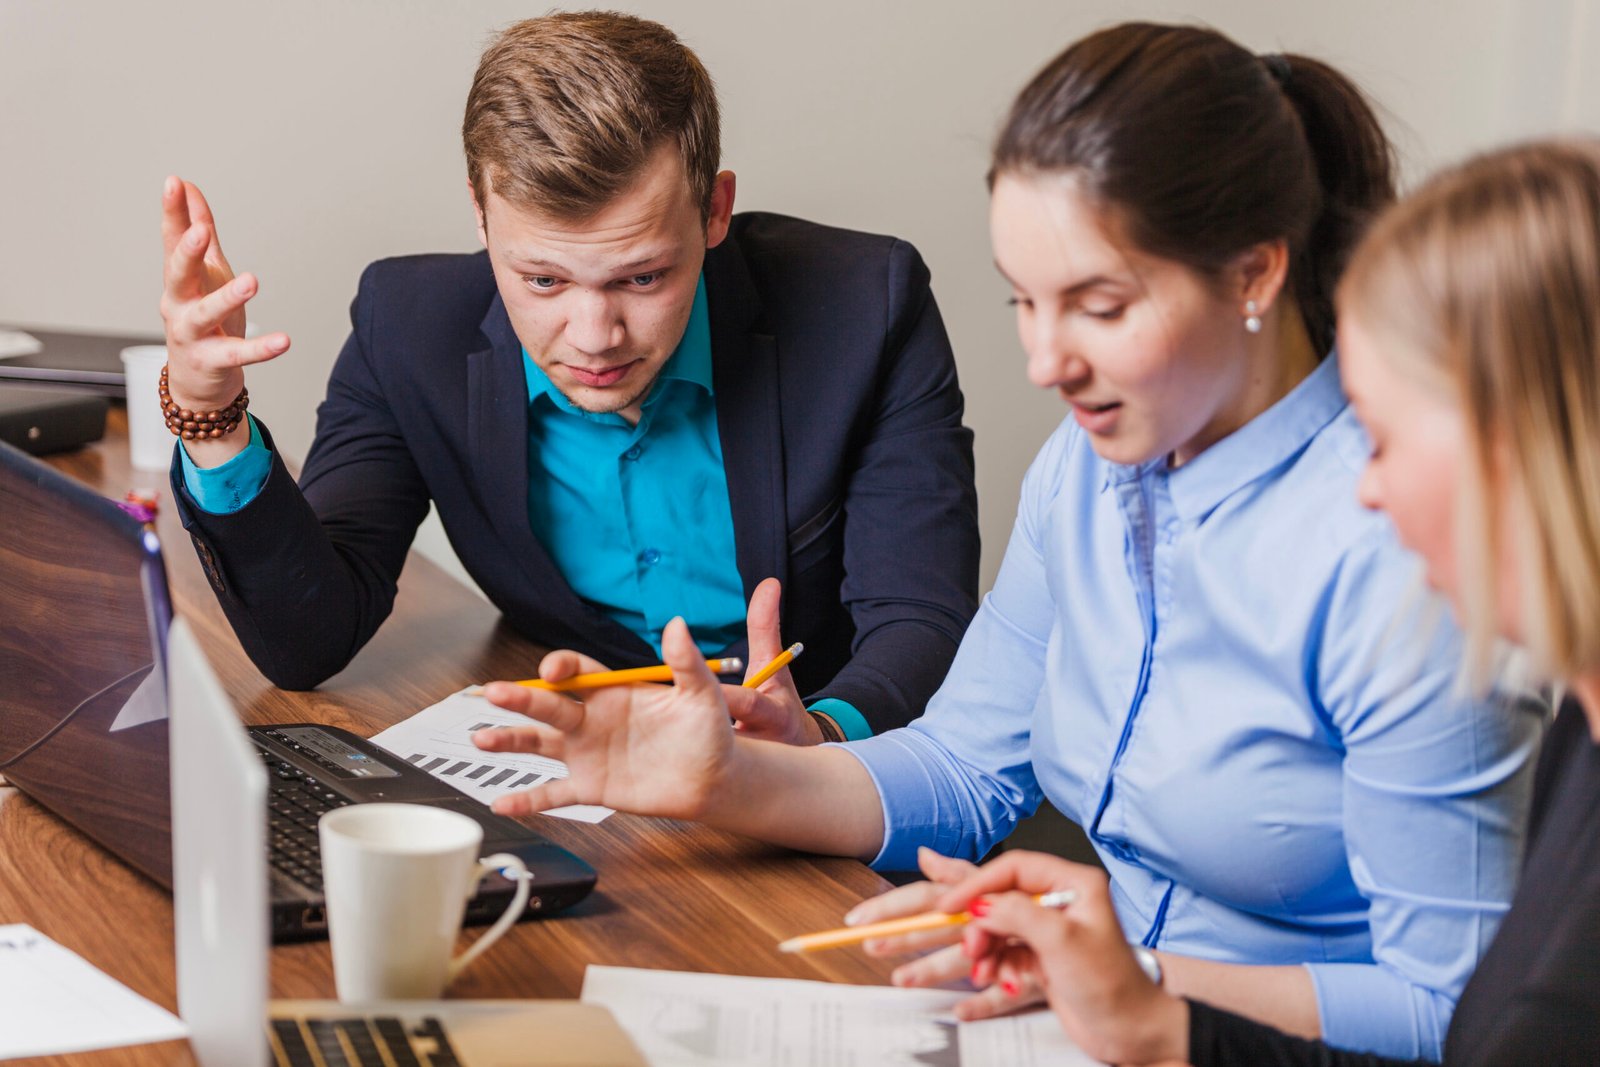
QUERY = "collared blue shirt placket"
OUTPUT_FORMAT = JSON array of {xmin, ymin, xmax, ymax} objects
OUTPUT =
[{"xmin": 1093, "ymin": 465, "xmax": 1177, "ymax": 946}]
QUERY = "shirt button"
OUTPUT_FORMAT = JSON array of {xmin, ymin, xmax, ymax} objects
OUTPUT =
[
  {"xmin": 622, "ymin": 445, "xmax": 642, "ymax": 461},
  {"xmin": 1102, "ymin": 839, "xmax": 1141, "ymax": 863},
  {"xmin": 639, "ymin": 548, "xmax": 662, "ymax": 566}
]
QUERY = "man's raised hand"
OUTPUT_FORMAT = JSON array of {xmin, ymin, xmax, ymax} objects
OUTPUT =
[{"xmin": 159, "ymin": 176, "xmax": 289, "ymax": 435}]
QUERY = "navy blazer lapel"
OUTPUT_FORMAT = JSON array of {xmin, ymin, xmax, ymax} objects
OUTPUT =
[
  {"xmin": 469, "ymin": 294, "xmax": 686, "ymax": 661},
  {"xmin": 468, "ymin": 295, "xmax": 546, "ymax": 572},
  {"xmin": 704, "ymin": 235, "xmax": 788, "ymax": 607},
  {"xmin": 467, "ymin": 293, "xmax": 622, "ymax": 642}
]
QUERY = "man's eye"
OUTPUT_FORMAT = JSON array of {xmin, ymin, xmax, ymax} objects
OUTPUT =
[
  {"xmin": 1084, "ymin": 306, "xmax": 1126, "ymax": 321},
  {"xmin": 526, "ymin": 276, "xmax": 559, "ymax": 290},
  {"xmin": 630, "ymin": 272, "xmax": 662, "ymax": 287}
]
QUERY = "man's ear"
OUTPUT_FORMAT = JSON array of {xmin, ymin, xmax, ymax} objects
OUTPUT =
[
  {"xmin": 469, "ymin": 181, "xmax": 488, "ymax": 249},
  {"xmin": 705, "ymin": 170, "xmax": 737, "ymax": 249}
]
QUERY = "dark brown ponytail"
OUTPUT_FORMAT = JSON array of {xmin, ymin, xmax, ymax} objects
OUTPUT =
[{"xmin": 992, "ymin": 23, "xmax": 1395, "ymax": 354}]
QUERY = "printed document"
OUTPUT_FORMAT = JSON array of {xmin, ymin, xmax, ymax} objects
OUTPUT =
[
  {"xmin": 581, "ymin": 965, "xmax": 1097, "ymax": 1066},
  {"xmin": 0, "ymin": 924, "xmax": 188, "ymax": 1058},
  {"xmin": 370, "ymin": 689, "xmax": 613, "ymax": 822}
]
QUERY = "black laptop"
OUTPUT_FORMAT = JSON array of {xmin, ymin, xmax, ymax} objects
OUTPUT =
[
  {"xmin": 0, "ymin": 439, "xmax": 596, "ymax": 942},
  {"xmin": 0, "ymin": 325, "xmax": 164, "ymax": 397}
]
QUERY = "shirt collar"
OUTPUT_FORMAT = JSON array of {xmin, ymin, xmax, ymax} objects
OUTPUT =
[
  {"xmin": 1100, "ymin": 353, "xmax": 1349, "ymax": 522},
  {"xmin": 524, "ymin": 273, "xmax": 713, "ymax": 417}
]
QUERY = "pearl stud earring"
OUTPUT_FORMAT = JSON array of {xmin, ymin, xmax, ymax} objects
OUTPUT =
[{"xmin": 1244, "ymin": 300, "xmax": 1262, "ymax": 334}]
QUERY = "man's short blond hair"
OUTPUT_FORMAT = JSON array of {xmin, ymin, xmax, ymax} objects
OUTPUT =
[{"xmin": 463, "ymin": 11, "xmax": 721, "ymax": 220}]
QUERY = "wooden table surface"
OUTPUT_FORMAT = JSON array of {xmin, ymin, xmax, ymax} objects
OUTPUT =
[{"xmin": 0, "ymin": 410, "xmax": 895, "ymax": 1066}]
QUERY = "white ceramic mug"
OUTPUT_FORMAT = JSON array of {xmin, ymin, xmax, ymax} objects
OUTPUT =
[
  {"xmin": 318, "ymin": 803, "xmax": 531, "ymax": 1001},
  {"xmin": 118, "ymin": 344, "xmax": 172, "ymax": 471}
]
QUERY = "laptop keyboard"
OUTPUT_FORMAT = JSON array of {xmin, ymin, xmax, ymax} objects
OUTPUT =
[
  {"xmin": 270, "ymin": 1016, "xmax": 462, "ymax": 1067},
  {"xmin": 258, "ymin": 744, "xmax": 352, "ymax": 892}
]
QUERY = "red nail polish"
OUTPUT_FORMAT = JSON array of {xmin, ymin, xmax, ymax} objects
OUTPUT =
[
  {"xmin": 1001, "ymin": 979, "xmax": 1019, "ymax": 997},
  {"xmin": 968, "ymin": 899, "xmax": 990, "ymax": 917},
  {"xmin": 970, "ymin": 962, "xmax": 982, "ymax": 983}
]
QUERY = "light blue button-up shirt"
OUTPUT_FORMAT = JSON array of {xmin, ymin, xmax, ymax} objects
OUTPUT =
[
  {"xmin": 842, "ymin": 356, "xmax": 1539, "ymax": 1060},
  {"xmin": 521, "ymin": 276, "xmax": 745, "ymax": 657}
]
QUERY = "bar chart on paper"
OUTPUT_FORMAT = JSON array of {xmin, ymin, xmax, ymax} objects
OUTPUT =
[{"xmin": 370, "ymin": 690, "xmax": 613, "ymax": 823}]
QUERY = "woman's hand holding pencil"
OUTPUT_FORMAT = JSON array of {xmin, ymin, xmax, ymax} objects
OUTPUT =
[
  {"xmin": 809, "ymin": 848, "xmax": 1057, "ymax": 1023},
  {"xmin": 778, "ymin": 887, "xmax": 1076, "ymax": 953},
  {"xmin": 898, "ymin": 848, "xmax": 1189, "ymax": 1061}
]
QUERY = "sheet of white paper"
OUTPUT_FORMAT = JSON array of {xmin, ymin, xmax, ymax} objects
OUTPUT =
[
  {"xmin": 581, "ymin": 965, "xmax": 1094, "ymax": 1066},
  {"xmin": 110, "ymin": 668, "xmax": 167, "ymax": 732},
  {"xmin": 369, "ymin": 690, "xmax": 613, "ymax": 822},
  {"xmin": 958, "ymin": 1008, "xmax": 1099, "ymax": 1066},
  {"xmin": 0, "ymin": 924, "xmax": 188, "ymax": 1058},
  {"xmin": 0, "ymin": 329, "xmax": 43, "ymax": 358}
]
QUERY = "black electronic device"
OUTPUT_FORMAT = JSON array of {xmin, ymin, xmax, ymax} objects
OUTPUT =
[
  {"xmin": 0, "ymin": 325, "xmax": 163, "ymax": 396},
  {"xmin": 0, "ymin": 439, "xmax": 596, "ymax": 943},
  {"xmin": 0, "ymin": 383, "xmax": 108, "ymax": 454}
]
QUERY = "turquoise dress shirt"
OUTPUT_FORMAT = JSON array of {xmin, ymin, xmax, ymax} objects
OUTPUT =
[
  {"xmin": 520, "ymin": 276, "xmax": 744, "ymax": 657},
  {"xmin": 841, "ymin": 356, "xmax": 1540, "ymax": 1059}
]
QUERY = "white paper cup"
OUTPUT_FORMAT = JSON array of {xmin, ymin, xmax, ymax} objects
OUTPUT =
[{"xmin": 119, "ymin": 345, "xmax": 172, "ymax": 471}]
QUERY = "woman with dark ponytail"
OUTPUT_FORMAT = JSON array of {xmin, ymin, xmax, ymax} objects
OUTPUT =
[
  {"xmin": 477, "ymin": 24, "xmax": 1539, "ymax": 1061},
  {"xmin": 938, "ymin": 137, "xmax": 1600, "ymax": 1067}
]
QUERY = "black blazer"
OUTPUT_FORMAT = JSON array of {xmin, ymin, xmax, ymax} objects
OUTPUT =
[{"xmin": 174, "ymin": 213, "xmax": 980, "ymax": 733}]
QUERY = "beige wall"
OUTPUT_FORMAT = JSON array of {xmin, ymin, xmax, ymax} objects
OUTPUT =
[{"xmin": 3, "ymin": 0, "xmax": 1594, "ymax": 593}]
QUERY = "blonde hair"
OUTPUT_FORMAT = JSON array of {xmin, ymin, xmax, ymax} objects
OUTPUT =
[
  {"xmin": 463, "ymin": 12, "xmax": 721, "ymax": 220},
  {"xmin": 1339, "ymin": 140, "xmax": 1600, "ymax": 679}
]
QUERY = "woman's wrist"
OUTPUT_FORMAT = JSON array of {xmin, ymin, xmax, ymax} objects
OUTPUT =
[{"xmin": 1137, "ymin": 992, "xmax": 1191, "ymax": 1063}]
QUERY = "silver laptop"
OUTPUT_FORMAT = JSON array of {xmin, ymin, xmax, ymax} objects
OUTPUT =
[{"xmin": 167, "ymin": 616, "xmax": 646, "ymax": 1067}]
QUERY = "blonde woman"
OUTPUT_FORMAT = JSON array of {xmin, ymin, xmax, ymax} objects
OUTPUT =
[{"xmin": 937, "ymin": 139, "xmax": 1600, "ymax": 1066}]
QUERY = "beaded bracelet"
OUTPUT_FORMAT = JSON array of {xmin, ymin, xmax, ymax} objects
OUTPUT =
[{"xmin": 159, "ymin": 364, "xmax": 249, "ymax": 439}]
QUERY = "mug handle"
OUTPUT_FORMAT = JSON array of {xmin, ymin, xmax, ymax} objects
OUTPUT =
[{"xmin": 447, "ymin": 852, "xmax": 533, "ymax": 982}]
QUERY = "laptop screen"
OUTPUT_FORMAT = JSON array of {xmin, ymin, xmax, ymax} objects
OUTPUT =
[{"xmin": 0, "ymin": 440, "xmax": 175, "ymax": 886}]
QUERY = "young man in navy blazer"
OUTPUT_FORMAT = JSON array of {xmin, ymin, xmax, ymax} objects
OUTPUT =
[{"xmin": 156, "ymin": 11, "xmax": 978, "ymax": 745}]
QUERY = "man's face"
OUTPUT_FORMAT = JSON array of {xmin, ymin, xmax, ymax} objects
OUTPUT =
[{"xmin": 474, "ymin": 145, "xmax": 734, "ymax": 424}]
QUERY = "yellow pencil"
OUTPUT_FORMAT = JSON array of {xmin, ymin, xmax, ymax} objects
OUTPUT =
[
  {"xmin": 777, "ymin": 890, "xmax": 1076, "ymax": 953},
  {"xmin": 465, "ymin": 657, "xmax": 744, "ymax": 696},
  {"xmin": 743, "ymin": 643, "xmax": 804, "ymax": 689}
]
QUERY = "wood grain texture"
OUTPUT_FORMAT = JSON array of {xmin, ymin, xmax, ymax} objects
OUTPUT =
[{"xmin": 1, "ymin": 409, "xmax": 897, "ymax": 1066}]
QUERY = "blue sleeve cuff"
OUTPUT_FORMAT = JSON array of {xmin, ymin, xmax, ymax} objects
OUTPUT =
[
  {"xmin": 179, "ymin": 414, "xmax": 270, "ymax": 514},
  {"xmin": 1304, "ymin": 961, "xmax": 1452, "ymax": 1061},
  {"xmin": 838, "ymin": 728, "xmax": 1007, "ymax": 871},
  {"xmin": 808, "ymin": 697, "xmax": 873, "ymax": 740}
]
